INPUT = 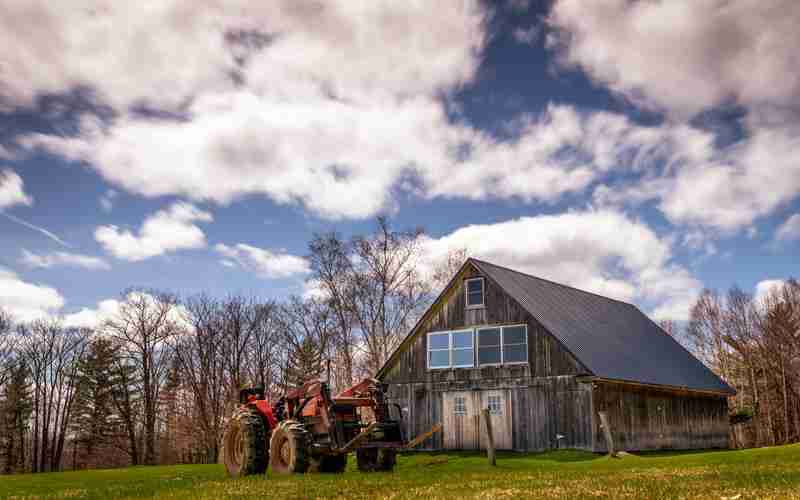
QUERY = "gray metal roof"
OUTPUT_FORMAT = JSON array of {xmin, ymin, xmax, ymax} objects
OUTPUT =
[{"xmin": 471, "ymin": 259, "xmax": 734, "ymax": 395}]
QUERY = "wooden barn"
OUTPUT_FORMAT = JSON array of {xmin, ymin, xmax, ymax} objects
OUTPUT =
[{"xmin": 377, "ymin": 258, "xmax": 734, "ymax": 452}]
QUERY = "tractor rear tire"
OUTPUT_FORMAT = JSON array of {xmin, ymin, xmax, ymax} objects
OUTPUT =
[
  {"xmin": 310, "ymin": 453, "xmax": 348, "ymax": 473},
  {"xmin": 269, "ymin": 420, "xmax": 310, "ymax": 474},
  {"xmin": 223, "ymin": 408, "xmax": 268, "ymax": 478},
  {"xmin": 356, "ymin": 448, "xmax": 396, "ymax": 472}
]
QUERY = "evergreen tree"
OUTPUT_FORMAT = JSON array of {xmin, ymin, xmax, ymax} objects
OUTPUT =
[
  {"xmin": 70, "ymin": 338, "xmax": 116, "ymax": 469},
  {"xmin": 0, "ymin": 362, "xmax": 32, "ymax": 474}
]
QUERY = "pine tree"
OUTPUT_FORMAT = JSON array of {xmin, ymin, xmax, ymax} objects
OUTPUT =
[
  {"xmin": 285, "ymin": 336, "xmax": 326, "ymax": 388},
  {"xmin": 70, "ymin": 338, "xmax": 116, "ymax": 469},
  {"xmin": 0, "ymin": 362, "xmax": 32, "ymax": 474}
]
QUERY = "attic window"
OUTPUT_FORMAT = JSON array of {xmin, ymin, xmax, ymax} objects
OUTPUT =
[{"xmin": 465, "ymin": 277, "xmax": 484, "ymax": 308}]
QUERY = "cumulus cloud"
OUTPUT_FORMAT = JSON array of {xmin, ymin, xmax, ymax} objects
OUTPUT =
[
  {"xmin": 99, "ymin": 189, "xmax": 117, "ymax": 213},
  {"xmin": 775, "ymin": 214, "xmax": 800, "ymax": 241},
  {"xmin": 0, "ymin": 267, "xmax": 65, "ymax": 322},
  {"xmin": 548, "ymin": 0, "xmax": 800, "ymax": 118},
  {"xmin": 754, "ymin": 279, "xmax": 786, "ymax": 306},
  {"xmin": 61, "ymin": 298, "xmax": 121, "ymax": 329},
  {"xmin": 548, "ymin": 0, "xmax": 800, "ymax": 231},
  {"xmin": 513, "ymin": 25, "xmax": 540, "ymax": 45},
  {"xmin": 95, "ymin": 202, "xmax": 212, "ymax": 261},
  {"xmin": 0, "ymin": 169, "xmax": 32, "ymax": 209},
  {"xmin": 0, "ymin": 1, "xmax": 485, "ymax": 112},
  {"xmin": 215, "ymin": 243, "xmax": 310, "ymax": 279},
  {"xmin": 20, "ymin": 249, "xmax": 110, "ymax": 270},
  {"xmin": 420, "ymin": 209, "xmax": 702, "ymax": 320},
  {"xmin": 62, "ymin": 292, "xmax": 190, "ymax": 330}
]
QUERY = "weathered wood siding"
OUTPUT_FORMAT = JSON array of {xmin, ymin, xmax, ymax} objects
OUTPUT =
[
  {"xmin": 591, "ymin": 381, "xmax": 729, "ymax": 451},
  {"xmin": 382, "ymin": 263, "xmax": 588, "ymax": 385},
  {"xmin": 381, "ymin": 262, "xmax": 729, "ymax": 452},
  {"xmin": 382, "ymin": 264, "xmax": 593, "ymax": 451}
]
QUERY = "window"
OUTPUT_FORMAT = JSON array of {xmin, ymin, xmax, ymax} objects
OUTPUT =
[
  {"xmin": 451, "ymin": 330, "xmax": 474, "ymax": 368},
  {"xmin": 487, "ymin": 395, "xmax": 502, "ymax": 415},
  {"xmin": 477, "ymin": 327, "xmax": 501, "ymax": 365},
  {"xmin": 427, "ymin": 332, "xmax": 450, "ymax": 369},
  {"xmin": 465, "ymin": 277, "xmax": 484, "ymax": 308},
  {"xmin": 453, "ymin": 396, "xmax": 466, "ymax": 415},
  {"xmin": 477, "ymin": 324, "xmax": 528, "ymax": 366},
  {"xmin": 427, "ymin": 330, "xmax": 474, "ymax": 369},
  {"xmin": 502, "ymin": 325, "xmax": 528, "ymax": 363}
]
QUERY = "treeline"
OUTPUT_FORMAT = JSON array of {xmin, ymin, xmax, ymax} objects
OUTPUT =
[
  {"xmin": 1, "ymin": 217, "xmax": 798, "ymax": 473},
  {"xmin": 682, "ymin": 279, "xmax": 800, "ymax": 448},
  {"xmin": 0, "ymin": 218, "xmax": 445, "ymax": 473}
]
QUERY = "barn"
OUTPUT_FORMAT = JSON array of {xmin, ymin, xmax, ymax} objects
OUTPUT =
[{"xmin": 377, "ymin": 258, "xmax": 734, "ymax": 452}]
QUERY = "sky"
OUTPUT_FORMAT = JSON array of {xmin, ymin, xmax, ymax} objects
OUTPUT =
[{"xmin": 0, "ymin": 0, "xmax": 798, "ymax": 327}]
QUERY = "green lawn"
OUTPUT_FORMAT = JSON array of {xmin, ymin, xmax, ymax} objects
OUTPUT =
[{"xmin": 2, "ymin": 445, "xmax": 799, "ymax": 499}]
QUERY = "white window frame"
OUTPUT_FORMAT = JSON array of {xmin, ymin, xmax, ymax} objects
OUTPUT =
[
  {"xmin": 487, "ymin": 395, "xmax": 502, "ymax": 415},
  {"xmin": 427, "ymin": 329, "xmax": 475, "ymax": 370},
  {"xmin": 477, "ymin": 324, "xmax": 528, "ymax": 366},
  {"xmin": 427, "ymin": 332, "xmax": 450, "ymax": 370},
  {"xmin": 465, "ymin": 277, "xmax": 485, "ymax": 309},
  {"xmin": 453, "ymin": 396, "xmax": 466, "ymax": 415},
  {"xmin": 476, "ymin": 327, "xmax": 503, "ymax": 367},
  {"xmin": 501, "ymin": 324, "xmax": 528, "ymax": 365}
]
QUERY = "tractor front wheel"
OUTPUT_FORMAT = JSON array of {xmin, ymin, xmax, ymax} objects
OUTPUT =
[
  {"xmin": 269, "ymin": 420, "xmax": 310, "ymax": 474},
  {"xmin": 356, "ymin": 448, "xmax": 396, "ymax": 472},
  {"xmin": 223, "ymin": 408, "xmax": 268, "ymax": 478}
]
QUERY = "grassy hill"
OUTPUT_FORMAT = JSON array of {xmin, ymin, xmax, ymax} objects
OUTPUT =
[{"xmin": 2, "ymin": 445, "xmax": 799, "ymax": 499}]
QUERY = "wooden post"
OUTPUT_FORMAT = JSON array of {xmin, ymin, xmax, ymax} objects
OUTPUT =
[
  {"xmin": 598, "ymin": 411, "xmax": 616, "ymax": 457},
  {"xmin": 482, "ymin": 408, "xmax": 496, "ymax": 466}
]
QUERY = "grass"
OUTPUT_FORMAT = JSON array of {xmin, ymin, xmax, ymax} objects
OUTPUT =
[{"xmin": 2, "ymin": 444, "xmax": 800, "ymax": 499}]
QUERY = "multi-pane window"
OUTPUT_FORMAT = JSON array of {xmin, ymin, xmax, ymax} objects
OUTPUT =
[
  {"xmin": 487, "ymin": 395, "xmax": 502, "ymax": 415},
  {"xmin": 451, "ymin": 330, "xmax": 474, "ymax": 368},
  {"xmin": 427, "ymin": 330, "xmax": 474, "ymax": 369},
  {"xmin": 453, "ymin": 396, "xmax": 466, "ymax": 415},
  {"xmin": 477, "ymin": 327, "xmax": 501, "ymax": 365},
  {"xmin": 502, "ymin": 325, "xmax": 527, "ymax": 363},
  {"xmin": 465, "ymin": 278, "xmax": 484, "ymax": 307},
  {"xmin": 477, "ymin": 325, "xmax": 528, "ymax": 366},
  {"xmin": 427, "ymin": 332, "xmax": 450, "ymax": 369}
]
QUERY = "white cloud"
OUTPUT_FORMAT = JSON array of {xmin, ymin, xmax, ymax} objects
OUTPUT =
[
  {"xmin": 99, "ymin": 189, "xmax": 117, "ymax": 213},
  {"xmin": 215, "ymin": 243, "xmax": 310, "ymax": 279},
  {"xmin": 548, "ymin": 0, "xmax": 800, "ymax": 118},
  {"xmin": 548, "ymin": 0, "xmax": 800, "ymax": 232},
  {"xmin": 420, "ymin": 209, "xmax": 702, "ymax": 320},
  {"xmin": 754, "ymin": 279, "xmax": 786, "ymax": 306},
  {"xmin": 62, "ymin": 298, "xmax": 121, "ymax": 329},
  {"xmin": 21, "ymin": 249, "xmax": 110, "ymax": 270},
  {"xmin": 513, "ymin": 25, "xmax": 540, "ymax": 45},
  {"xmin": 0, "ymin": 169, "xmax": 32, "ymax": 209},
  {"xmin": 776, "ymin": 214, "xmax": 800, "ymax": 241},
  {"xmin": 62, "ymin": 292, "xmax": 190, "ymax": 330},
  {"xmin": 0, "ymin": 267, "xmax": 64, "ymax": 322},
  {"xmin": 95, "ymin": 202, "xmax": 212, "ymax": 261},
  {"xmin": 0, "ymin": 1, "xmax": 485, "ymax": 112}
]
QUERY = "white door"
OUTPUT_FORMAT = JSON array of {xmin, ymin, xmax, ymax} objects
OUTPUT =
[
  {"xmin": 443, "ymin": 391, "xmax": 479, "ymax": 450},
  {"xmin": 479, "ymin": 390, "xmax": 513, "ymax": 450}
]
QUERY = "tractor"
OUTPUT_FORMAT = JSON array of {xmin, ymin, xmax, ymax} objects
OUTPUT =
[{"xmin": 223, "ymin": 378, "xmax": 439, "ymax": 477}]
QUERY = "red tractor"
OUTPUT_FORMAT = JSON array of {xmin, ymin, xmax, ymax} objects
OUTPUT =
[{"xmin": 223, "ymin": 378, "xmax": 438, "ymax": 477}]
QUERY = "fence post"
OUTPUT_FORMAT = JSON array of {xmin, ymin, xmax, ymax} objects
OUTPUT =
[
  {"xmin": 482, "ymin": 408, "xmax": 496, "ymax": 466},
  {"xmin": 598, "ymin": 411, "xmax": 616, "ymax": 457}
]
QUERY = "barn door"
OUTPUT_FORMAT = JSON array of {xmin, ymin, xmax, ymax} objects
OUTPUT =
[
  {"xmin": 443, "ymin": 391, "xmax": 479, "ymax": 450},
  {"xmin": 479, "ymin": 390, "xmax": 513, "ymax": 450}
]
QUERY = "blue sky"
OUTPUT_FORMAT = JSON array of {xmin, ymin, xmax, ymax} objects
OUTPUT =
[{"xmin": 0, "ymin": 0, "xmax": 798, "ymax": 326}]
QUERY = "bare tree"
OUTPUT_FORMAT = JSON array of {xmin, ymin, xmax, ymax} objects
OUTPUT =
[
  {"xmin": 174, "ymin": 294, "xmax": 228, "ymax": 463},
  {"xmin": 308, "ymin": 233, "xmax": 358, "ymax": 389},
  {"xmin": 104, "ymin": 290, "xmax": 181, "ymax": 466},
  {"xmin": 430, "ymin": 247, "xmax": 469, "ymax": 294},
  {"xmin": 349, "ymin": 217, "xmax": 431, "ymax": 374},
  {"xmin": 19, "ymin": 320, "xmax": 87, "ymax": 472},
  {"xmin": 219, "ymin": 295, "xmax": 270, "ymax": 402}
]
